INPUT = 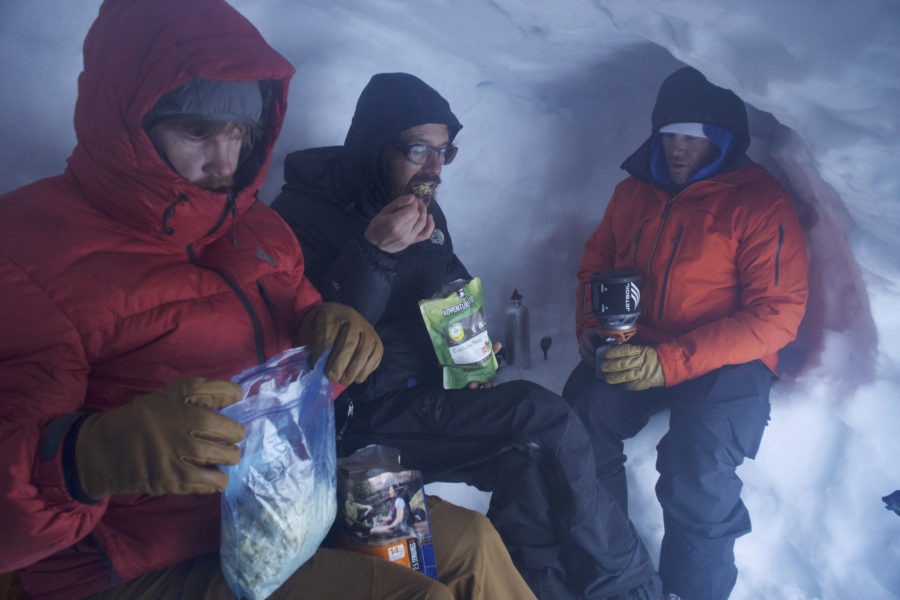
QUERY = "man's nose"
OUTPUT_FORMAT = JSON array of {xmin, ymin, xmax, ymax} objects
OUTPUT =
[
  {"xmin": 420, "ymin": 150, "xmax": 443, "ymax": 175},
  {"xmin": 205, "ymin": 140, "xmax": 240, "ymax": 176},
  {"xmin": 668, "ymin": 135, "xmax": 689, "ymax": 154}
]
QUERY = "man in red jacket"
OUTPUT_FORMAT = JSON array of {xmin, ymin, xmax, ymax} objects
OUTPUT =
[
  {"xmin": 563, "ymin": 67, "xmax": 809, "ymax": 600},
  {"xmin": 0, "ymin": 1, "xmax": 530, "ymax": 599}
]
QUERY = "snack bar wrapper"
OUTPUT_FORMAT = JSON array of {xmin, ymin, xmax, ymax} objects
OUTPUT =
[{"xmin": 334, "ymin": 445, "xmax": 438, "ymax": 580}]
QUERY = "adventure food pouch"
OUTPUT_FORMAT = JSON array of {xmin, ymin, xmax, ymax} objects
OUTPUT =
[
  {"xmin": 418, "ymin": 277, "xmax": 498, "ymax": 389},
  {"xmin": 334, "ymin": 444, "xmax": 438, "ymax": 580}
]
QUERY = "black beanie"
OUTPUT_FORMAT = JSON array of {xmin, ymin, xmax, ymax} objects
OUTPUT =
[{"xmin": 651, "ymin": 67, "xmax": 748, "ymax": 141}]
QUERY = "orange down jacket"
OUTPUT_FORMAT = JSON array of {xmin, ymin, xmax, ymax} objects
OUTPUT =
[
  {"xmin": 0, "ymin": 1, "xmax": 320, "ymax": 598},
  {"xmin": 576, "ymin": 163, "xmax": 808, "ymax": 387}
]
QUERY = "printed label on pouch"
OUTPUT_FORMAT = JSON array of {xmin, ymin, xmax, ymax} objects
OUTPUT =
[
  {"xmin": 418, "ymin": 277, "xmax": 498, "ymax": 389},
  {"xmin": 448, "ymin": 330, "xmax": 492, "ymax": 365},
  {"xmin": 387, "ymin": 543, "xmax": 406, "ymax": 561}
]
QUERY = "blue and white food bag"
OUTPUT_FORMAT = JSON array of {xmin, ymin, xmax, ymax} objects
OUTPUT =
[{"xmin": 219, "ymin": 347, "xmax": 336, "ymax": 600}]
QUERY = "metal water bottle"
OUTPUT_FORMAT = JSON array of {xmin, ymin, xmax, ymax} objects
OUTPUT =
[{"xmin": 504, "ymin": 289, "xmax": 531, "ymax": 369}]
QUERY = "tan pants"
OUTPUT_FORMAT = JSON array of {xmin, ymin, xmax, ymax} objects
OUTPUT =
[{"xmin": 86, "ymin": 496, "xmax": 536, "ymax": 600}]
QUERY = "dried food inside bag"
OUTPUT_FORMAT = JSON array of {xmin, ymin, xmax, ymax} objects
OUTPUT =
[{"xmin": 219, "ymin": 347, "xmax": 336, "ymax": 600}]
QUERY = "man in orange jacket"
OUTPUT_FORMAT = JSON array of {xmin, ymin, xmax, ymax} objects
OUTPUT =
[{"xmin": 563, "ymin": 67, "xmax": 808, "ymax": 600}]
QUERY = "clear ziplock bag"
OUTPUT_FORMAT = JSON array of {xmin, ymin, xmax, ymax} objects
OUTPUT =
[{"xmin": 219, "ymin": 347, "xmax": 336, "ymax": 600}]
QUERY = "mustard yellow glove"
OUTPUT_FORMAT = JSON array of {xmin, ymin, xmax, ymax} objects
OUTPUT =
[
  {"xmin": 600, "ymin": 344, "xmax": 665, "ymax": 391},
  {"xmin": 298, "ymin": 302, "xmax": 384, "ymax": 386},
  {"xmin": 76, "ymin": 378, "xmax": 246, "ymax": 499}
]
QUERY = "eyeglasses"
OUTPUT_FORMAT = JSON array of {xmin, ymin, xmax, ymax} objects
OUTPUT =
[{"xmin": 392, "ymin": 142, "xmax": 458, "ymax": 166}]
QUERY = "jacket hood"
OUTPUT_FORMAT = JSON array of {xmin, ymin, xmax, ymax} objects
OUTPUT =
[
  {"xmin": 342, "ymin": 73, "xmax": 462, "ymax": 213},
  {"xmin": 622, "ymin": 66, "xmax": 750, "ymax": 190},
  {"xmin": 66, "ymin": 0, "xmax": 295, "ymax": 250},
  {"xmin": 281, "ymin": 146, "xmax": 352, "ymax": 211}
]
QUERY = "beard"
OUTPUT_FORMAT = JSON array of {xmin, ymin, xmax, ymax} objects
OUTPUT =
[
  {"xmin": 406, "ymin": 174, "xmax": 441, "ymax": 193},
  {"xmin": 196, "ymin": 174, "xmax": 235, "ymax": 191}
]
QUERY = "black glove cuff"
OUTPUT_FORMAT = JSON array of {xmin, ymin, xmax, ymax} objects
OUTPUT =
[{"xmin": 62, "ymin": 412, "xmax": 102, "ymax": 505}]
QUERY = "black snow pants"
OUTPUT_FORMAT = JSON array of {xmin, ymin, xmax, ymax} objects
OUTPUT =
[
  {"xmin": 337, "ymin": 379, "xmax": 662, "ymax": 600},
  {"xmin": 563, "ymin": 360, "xmax": 774, "ymax": 600}
]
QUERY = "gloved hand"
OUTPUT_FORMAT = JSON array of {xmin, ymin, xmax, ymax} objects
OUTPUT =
[
  {"xmin": 75, "ymin": 378, "xmax": 246, "ymax": 500},
  {"xmin": 298, "ymin": 302, "xmax": 383, "ymax": 385},
  {"xmin": 600, "ymin": 344, "xmax": 665, "ymax": 391},
  {"xmin": 577, "ymin": 327, "xmax": 603, "ymax": 366}
]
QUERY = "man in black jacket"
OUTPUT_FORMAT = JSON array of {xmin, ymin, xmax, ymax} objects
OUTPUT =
[{"xmin": 272, "ymin": 72, "xmax": 663, "ymax": 600}]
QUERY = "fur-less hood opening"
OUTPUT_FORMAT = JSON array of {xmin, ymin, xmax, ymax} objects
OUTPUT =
[
  {"xmin": 340, "ymin": 73, "xmax": 462, "ymax": 215},
  {"xmin": 622, "ymin": 67, "xmax": 750, "ymax": 190},
  {"xmin": 66, "ymin": 0, "xmax": 295, "ymax": 249}
]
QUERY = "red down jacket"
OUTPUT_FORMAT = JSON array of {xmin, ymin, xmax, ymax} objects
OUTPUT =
[
  {"xmin": 0, "ymin": 1, "xmax": 319, "ymax": 598},
  {"xmin": 576, "ymin": 163, "xmax": 809, "ymax": 387}
]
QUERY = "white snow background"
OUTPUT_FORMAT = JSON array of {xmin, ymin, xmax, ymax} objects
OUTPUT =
[{"xmin": 1, "ymin": 1, "xmax": 898, "ymax": 598}]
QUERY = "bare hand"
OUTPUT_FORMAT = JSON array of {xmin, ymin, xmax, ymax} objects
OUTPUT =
[
  {"xmin": 364, "ymin": 194, "xmax": 435, "ymax": 253},
  {"xmin": 466, "ymin": 341, "xmax": 502, "ymax": 389}
]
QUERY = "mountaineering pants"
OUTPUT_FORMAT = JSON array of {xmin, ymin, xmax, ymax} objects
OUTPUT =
[
  {"xmin": 82, "ymin": 496, "xmax": 532, "ymax": 600},
  {"xmin": 562, "ymin": 359, "xmax": 774, "ymax": 600},
  {"xmin": 338, "ymin": 380, "xmax": 662, "ymax": 600}
]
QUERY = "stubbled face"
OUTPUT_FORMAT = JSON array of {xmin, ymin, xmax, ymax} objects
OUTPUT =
[
  {"xmin": 384, "ymin": 123, "xmax": 450, "ymax": 203},
  {"xmin": 661, "ymin": 132, "xmax": 720, "ymax": 185},
  {"xmin": 151, "ymin": 122, "xmax": 246, "ymax": 191}
]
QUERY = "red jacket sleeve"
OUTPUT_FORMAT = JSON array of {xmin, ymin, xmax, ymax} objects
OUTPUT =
[{"xmin": 0, "ymin": 258, "xmax": 107, "ymax": 571}]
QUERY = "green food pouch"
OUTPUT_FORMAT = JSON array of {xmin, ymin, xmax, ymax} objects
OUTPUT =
[{"xmin": 418, "ymin": 278, "xmax": 498, "ymax": 390}]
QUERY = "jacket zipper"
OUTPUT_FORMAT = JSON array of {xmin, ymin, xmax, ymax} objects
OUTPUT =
[
  {"xmin": 181, "ymin": 193, "xmax": 268, "ymax": 363},
  {"xmin": 184, "ymin": 232, "xmax": 267, "ymax": 365},
  {"xmin": 644, "ymin": 180, "xmax": 732, "ymax": 318},
  {"xmin": 632, "ymin": 220, "xmax": 649, "ymax": 268},
  {"xmin": 202, "ymin": 192, "xmax": 236, "ymax": 239},
  {"xmin": 646, "ymin": 193, "xmax": 679, "ymax": 274},
  {"xmin": 657, "ymin": 225, "xmax": 683, "ymax": 319},
  {"xmin": 213, "ymin": 268, "xmax": 266, "ymax": 364},
  {"xmin": 257, "ymin": 280, "xmax": 281, "ymax": 350},
  {"xmin": 775, "ymin": 224, "xmax": 784, "ymax": 285}
]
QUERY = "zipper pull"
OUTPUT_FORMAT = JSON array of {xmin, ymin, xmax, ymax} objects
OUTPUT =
[
  {"xmin": 228, "ymin": 192, "xmax": 238, "ymax": 247},
  {"xmin": 336, "ymin": 399, "xmax": 354, "ymax": 442}
]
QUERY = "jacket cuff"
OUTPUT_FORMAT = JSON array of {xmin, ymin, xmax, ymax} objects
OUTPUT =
[
  {"xmin": 356, "ymin": 236, "xmax": 398, "ymax": 270},
  {"xmin": 654, "ymin": 343, "xmax": 685, "ymax": 388},
  {"xmin": 61, "ymin": 413, "xmax": 102, "ymax": 504},
  {"xmin": 33, "ymin": 412, "xmax": 99, "ymax": 506}
]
